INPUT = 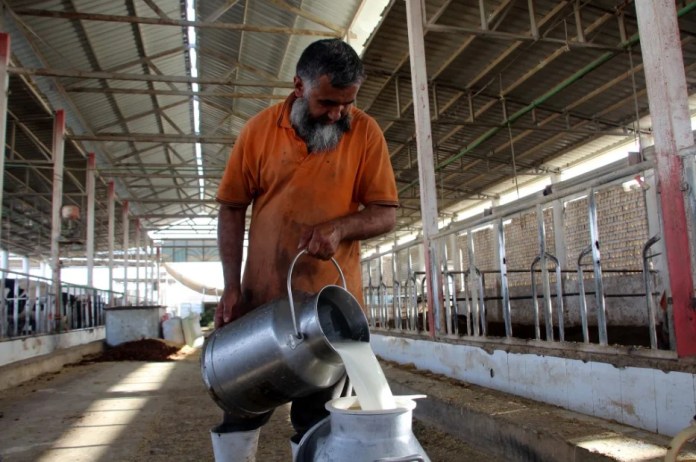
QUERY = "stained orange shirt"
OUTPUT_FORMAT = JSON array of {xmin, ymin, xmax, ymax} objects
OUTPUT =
[{"xmin": 216, "ymin": 94, "xmax": 398, "ymax": 313}]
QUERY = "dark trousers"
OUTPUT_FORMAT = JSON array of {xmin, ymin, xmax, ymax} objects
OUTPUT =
[{"xmin": 213, "ymin": 377, "xmax": 347, "ymax": 443}]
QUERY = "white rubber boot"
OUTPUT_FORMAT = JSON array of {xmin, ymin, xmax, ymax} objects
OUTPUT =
[
  {"xmin": 210, "ymin": 428, "xmax": 260, "ymax": 462},
  {"xmin": 290, "ymin": 440, "xmax": 299, "ymax": 461}
]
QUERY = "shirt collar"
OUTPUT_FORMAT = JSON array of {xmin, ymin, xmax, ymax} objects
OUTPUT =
[{"xmin": 277, "ymin": 93, "xmax": 297, "ymax": 129}]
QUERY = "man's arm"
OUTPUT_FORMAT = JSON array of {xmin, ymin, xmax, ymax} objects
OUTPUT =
[
  {"xmin": 216, "ymin": 204, "xmax": 248, "ymax": 327},
  {"xmin": 298, "ymin": 203, "xmax": 397, "ymax": 260}
]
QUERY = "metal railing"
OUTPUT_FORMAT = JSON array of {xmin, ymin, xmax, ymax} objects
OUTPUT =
[
  {"xmin": 0, "ymin": 269, "xmax": 121, "ymax": 340},
  {"xmin": 362, "ymin": 159, "xmax": 671, "ymax": 350}
]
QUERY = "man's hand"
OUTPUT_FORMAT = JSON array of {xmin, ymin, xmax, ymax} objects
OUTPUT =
[
  {"xmin": 298, "ymin": 221, "xmax": 342, "ymax": 260},
  {"xmin": 215, "ymin": 286, "xmax": 244, "ymax": 329}
]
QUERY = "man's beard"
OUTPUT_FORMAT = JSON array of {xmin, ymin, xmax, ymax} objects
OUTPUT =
[{"xmin": 290, "ymin": 97, "xmax": 351, "ymax": 153}]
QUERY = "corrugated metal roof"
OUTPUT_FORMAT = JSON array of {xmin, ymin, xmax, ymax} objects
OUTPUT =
[{"xmin": 0, "ymin": 0, "xmax": 695, "ymax": 258}]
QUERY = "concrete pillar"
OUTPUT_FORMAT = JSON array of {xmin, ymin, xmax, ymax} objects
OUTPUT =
[
  {"xmin": 86, "ymin": 153, "xmax": 95, "ymax": 288},
  {"xmin": 156, "ymin": 247, "xmax": 161, "ymax": 305},
  {"xmin": 107, "ymin": 181, "xmax": 115, "ymax": 305},
  {"xmin": 122, "ymin": 201, "xmax": 129, "ymax": 305},
  {"xmin": 50, "ymin": 110, "xmax": 65, "ymax": 331},
  {"xmin": 467, "ymin": 231, "xmax": 481, "ymax": 336},
  {"xmin": 143, "ymin": 240, "xmax": 149, "ymax": 304},
  {"xmin": 636, "ymin": 0, "xmax": 696, "ymax": 356},
  {"xmin": 0, "ymin": 34, "xmax": 10, "ymax": 231},
  {"xmin": 135, "ymin": 219, "xmax": 140, "ymax": 304},
  {"xmin": 405, "ymin": 0, "xmax": 444, "ymax": 336},
  {"xmin": 147, "ymin": 241, "xmax": 153, "ymax": 304}
]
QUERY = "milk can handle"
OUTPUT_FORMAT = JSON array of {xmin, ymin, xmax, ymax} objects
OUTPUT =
[{"xmin": 287, "ymin": 249, "xmax": 347, "ymax": 339}]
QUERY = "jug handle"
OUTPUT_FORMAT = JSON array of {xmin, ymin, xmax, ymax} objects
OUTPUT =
[{"xmin": 287, "ymin": 249, "xmax": 347, "ymax": 341}]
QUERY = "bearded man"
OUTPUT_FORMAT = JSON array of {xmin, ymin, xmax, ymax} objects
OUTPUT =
[{"xmin": 213, "ymin": 39, "xmax": 398, "ymax": 461}]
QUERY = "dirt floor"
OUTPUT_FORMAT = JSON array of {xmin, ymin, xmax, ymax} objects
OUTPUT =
[{"xmin": 0, "ymin": 342, "xmax": 498, "ymax": 462}]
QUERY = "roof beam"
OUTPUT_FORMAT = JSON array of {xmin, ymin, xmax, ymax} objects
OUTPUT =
[
  {"xmin": 70, "ymin": 133, "xmax": 235, "ymax": 143},
  {"xmin": 379, "ymin": 116, "xmax": 633, "ymax": 137},
  {"xmin": 204, "ymin": 0, "xmax": 240, "ymax": 22},
  {"xmin": 425, "ymin": 24, "xmax": 624, "ymax": 52},
  {"xmin": 14, "ymin": 9, "xmax": 342, "ymax": 37},
  {"xmin": 67, "ymin": 87, "xmax": 286, "ymax": 99},
  {"xmin": 268, "ymin": 0, "xmax": 344, "ymax": 35},
  {"xmin": 95, "ymin": 99, "xmax": 189, "ymax": 131},
  {"xmin": 101, "ymin": 172, "xmax": 221, "ymax": 179},
  {"xmin": 91, "ymin": 46, "xmax": 186, "ymax": 75},
  {"xmin": 122, "ymin": 198, "xmax": 217, "ymax": 204},
  {"xmin": 9, "ymin": 66, "xmax": 293, "ymax": 88},
  {"xmin": 389, "ymin": 4, "xmax": 618, "ymax": 185},
  {"xmin": 137, "ymin": 213, "xmax": 215, "ymax": 218},
  {"xmin": 142, "ymin": 0, "xmax": 170, "ymax": 20}
]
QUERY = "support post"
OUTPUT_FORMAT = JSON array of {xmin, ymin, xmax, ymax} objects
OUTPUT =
[
  {"xmin": 479, "ymin": 0, "xmax": 488, "ymax": 31},
  {"xmin": 107, "ymin": 181, "xmax": 115, "ymax": 305},
  {"xmin": 405, "ymin": 0, "xmax": 444, "ymax": 337},
  {"xmin": 551, "ymin": 176, "xmax": 567, "ymax": 269},
  {"xmin": 135, "ymin": 219, "xmax": 141, "ymax": 304},
  {"xmin": 0, "ymin": 34, "xmax": 10, "ymax": 230},
  {"xmin": 573, "ymin": 0, "xmax": 585, "ymax": 43},
  {"xmin": 528, "ymin": 0, "xmax": 538, "ymax": 40},
  {"xmin": 588, "ymin": 190, "xmax": 608, "ymax": 345},
  {"xmin": 536, "ymin": 204, "xmax": 554, "ymax": 340},
  {"xmin": 497, "ymin": 218, "xmax": 512, "ymax": 337},
  {"xmin": 50, "ymin": 110, "xmax": 65, "ymax": 332},
  {"xmin": 635, "ymin": 0, "xmax": 696, "ymax": 356},
  {"xmin": 156, "ymin": 246, "xmax": 161, "ymax": 305},
  {"xmin": 449, "ymin": 232, "xmax": 462, "ymax": 334},
  {"xmin": 122, "ymin": 201, "xmax": 129, "ymax": 305},
  {"xmin": 86, "ymin": 153, "xmax": 96, "ymax": 287},
  {"xmin": 144, "ymin": 240, "xmax": 150, "ymax": 304},
  {"xmin": 467, "ymin": 231, "xmax": 480, "ymax": 336}
]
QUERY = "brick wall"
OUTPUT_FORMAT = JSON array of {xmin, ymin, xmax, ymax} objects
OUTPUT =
[
  {"xmin": 595, "ymin": 187, "xmax": 648, "ymax": 271},
  {"xmin": 362, "ymin": 185, "xmax": 651, "ymax": 329},
  {"xmin": 501, "ymin": 208, "xmax": 556, "ymax": 287}
]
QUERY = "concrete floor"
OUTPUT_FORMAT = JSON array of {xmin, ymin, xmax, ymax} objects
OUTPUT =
[{"xmin": 0, "ymin": 348, "xmax": 497, "ymax": 462}]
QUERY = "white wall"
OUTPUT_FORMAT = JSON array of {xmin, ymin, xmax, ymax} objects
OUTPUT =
[
  {"xmin": 372, "ymin": 334, "xmax": 695, "ymax": 437},
  {"xmin": 0, "ymin": 327, "xmax": 105, "ymax": 367}
]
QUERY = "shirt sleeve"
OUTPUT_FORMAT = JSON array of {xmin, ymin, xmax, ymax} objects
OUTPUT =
[
  {"xmin": 355, "ymin": 115, "xmax": 399, "ymax": 207},
  {"xmin": 216, "ymin": 124, "xmax": 257, "ymax": 207}
]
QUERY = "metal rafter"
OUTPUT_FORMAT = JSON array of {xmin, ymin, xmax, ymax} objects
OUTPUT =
[
  {"xmin": 394, "ymin": 4, "xmax": 631, "ymax": 196},
  {"xmin": 8, "ymin": 66, "xmax": 293, "ymax": 87},
  {"xmin": 69, "ymin": 133, "xmax": 235, "ymax": 143},
  {"xmin": 14, "ymin": 8, "xmax": 343, "ymax": 37},
  {"xmin": 67, "ymin": 87, "xmax": 288, "ymax": 99}
]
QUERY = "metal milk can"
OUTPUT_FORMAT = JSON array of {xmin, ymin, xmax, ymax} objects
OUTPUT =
[
  {"xmin": 295, "ymin": 395, "xmax": 430, "ymax": 462},
  {"xmin": 201, "ymin": 250, "xmax": 370, "ymax": 418}
]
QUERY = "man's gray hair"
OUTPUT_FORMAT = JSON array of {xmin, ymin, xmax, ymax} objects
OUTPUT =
[{"xmin": 296, "ymin": 39, "xmax": 365, "ymax": 90}]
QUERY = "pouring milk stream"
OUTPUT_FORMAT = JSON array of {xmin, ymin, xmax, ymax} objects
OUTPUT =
[{"xmin": 332, "ymin": 341, "xmax": 396, "ymax": 410}]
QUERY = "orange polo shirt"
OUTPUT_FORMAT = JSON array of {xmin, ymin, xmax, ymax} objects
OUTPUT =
[{"xmin": 216, "ymin": 94, "xmax": 398, "ymax": 313}]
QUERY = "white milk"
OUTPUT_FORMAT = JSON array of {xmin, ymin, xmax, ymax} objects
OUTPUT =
[{"xmin": 333, "ymin": 341, "xmax": 396, "ymax": 411}]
